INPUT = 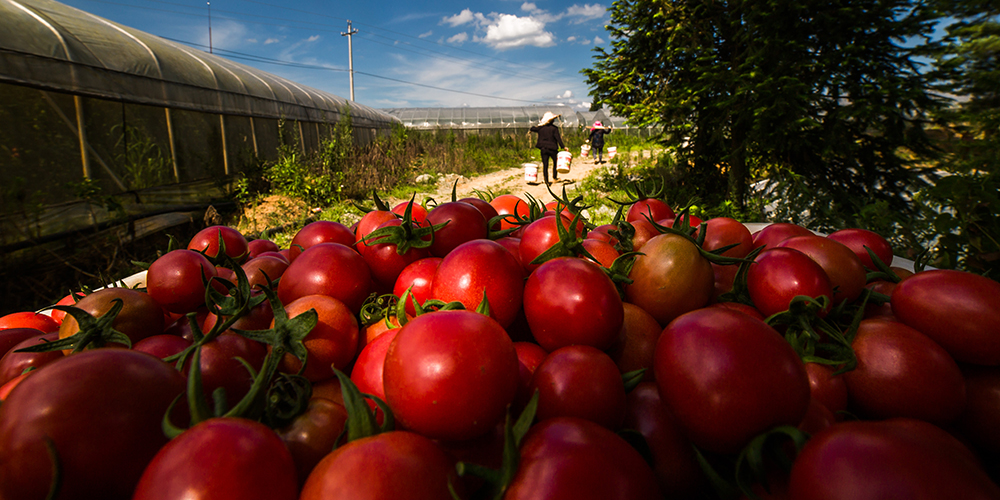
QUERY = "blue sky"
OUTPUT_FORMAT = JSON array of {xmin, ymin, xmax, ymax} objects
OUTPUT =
[{"xmin": 56, "ymin": 0, "xmax": 612, "ymax": 110}]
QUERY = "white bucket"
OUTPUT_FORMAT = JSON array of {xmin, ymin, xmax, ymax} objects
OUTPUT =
[
  {"xmin": 607, "ymin": 146, "xmax": 617, "ymax": 159},
  {"xmin": 556, "ymin": 151, "xmax": 572, "ymax": 173},
  {"xmin": 580, "ymin": 144, "xmax": 591, "ymax": 157},
  {"xmin": 523, "ymin": 163, "xmax": 538, "ymax": 182}
]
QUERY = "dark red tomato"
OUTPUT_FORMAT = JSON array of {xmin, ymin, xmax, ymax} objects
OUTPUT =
[
  {"xmin": 59, "ymin": 287, "xmax": 166, "ymax": 347},
  {"xmin": 392, "ymin": 256, "xmax": 442, "ymax": 316},
  {"xmin": 543, "ymin": 204, "xmax": 587, "ymax": 236},
  {"xmin": 350, "ymin": 327, "xmax": 398, "ymax": 424},
  {"xmin": 702, "ymin": 217, "xmax": 754, "ymax": 258},
  {"xmin": 300, "ymin": 431, "xmax": 465, "ymax": 500},
  {"xmin": 656, "ymin": 214, "xmax": 703, "ymax": 233},
  {"xmin": 0, "ymin": 349, "xmax": 185, "ymax": 500},
  {"xmin": 275, "ymin": 294, "xmax": 359, "ymax": 382},
  {"xmin": 529, "ymin": 345, "xmax": 627, "ymax": 430},
  {"xmin": 706, "ymin": 301, "xmax": 766, "ymax": 321},
  {"xmin": 957, "ymin": 364, "xmax": 1000, "ymax": 454},
  {"xmin": 586, "ymin": 223, "xmax": 619, "ymax": 247},
  {"xmin": 891, "ymin": 269, "xmax": 1000, "ymax": 365},
  {"xmin": 777, "ymin": 235, "xmax": 867, "ymax": 305},
  {"xmin": 133, "ymin": 333, "xmax": 193, "ymax": 360},
  {"xmin": 359, "ymin": 218, "xmax": 432, "ymax": 294},
  {"xmin": 752, "ymin": 222, "xmax": 814, "ymax": 250},
  {"xmin": 494, "ymin": 236, "xmax": 527, "ymax": 276},
  {"xmin": 187, "ymin": 225, "xmax": 249, "ymax": 263},
  {"xmin": 513, "ymin": 341, "xmax": 548, "ymax": 413},
  {"xmin": 183, "ymin": 332, "xmax": 268, "ymax": 410},
  {"xmin": 241, "ymin": 255, "xmax": 289, "ymax": 291},
  {"xmin": 0, "ymin": 327, "xmax": 46, "ymax": 359},
  {"xmin": 626, "ymin": 198, "xmax": 674, "ymax": 224},
  {"xmin": 288, "ymin": 220, "xmax": 356, "ymax": 262},
  {"xmin": 255, "ymin": 250, "xmax": 289, "ymax": 263},
  {"xmin": 607, "ymin": 302, "xmax": 664, "ymax": 382},
  {"xmin": 213, "ymin": 265, "xmax": 237, "ymax": 288},
  {"xmin": 862, "ymin": 279, "xmax": 897, "ymax": 319},
  {"xmin": 788, "ymin": 418, "xmax": 1000, "ymax": 500},
  {"xmin": 489, "ymin": 194, "xmax": 531, "ymax": 231},
  {"xmin": 202, "ymin": 293, "xmax": 275, "ymax": 334},
  {"xmin": 580, "ymin": 238, "xmax": 619, "ymax": 269},
  {"xmin": 711, "ymin": 262, "xmax": 740, "ymax": 301},
  {"xmin": 278, "ymin": 398, "xmax": 349, "ymax": 487},
  {"xmin": 504, "ymin": 417, "xmax": 661, "ymax": 500},
  {"xmin": 133, "ymin": 417, "xmax": 298, "ymax": 500},
  {"xmin": 518, "ymin": 215, "xmax": 574, "ymax": 274},
  {"xmin": 458, "ymin": 197, "xmax": 500, "ymax": 232},
  {"xmin": 628, "ymin": 218, "xmax": 660, "ymax": 252},
  {"xmin": 354, "ymin": 210, "xmax": 399, "ymax": 247},
  {"xmin": 625, "ymin": 233, "xmax": 715, "ymax": 326},
  {"xmin": 797, "ymin": 397, "xmax": 837, "ymax": 437},
  {"xmin": 430, "ymin": 239, "xmax": 524, "ymax": 328},
  {"xmin": 0, "ymin": 332, "xmax": 64, "ymax": 386},
  {"xmin": 147, "ymin": 249, "xmax": 218, "ymax": 314},
  {"xmin": 246, "ymin": 238, "xmax": 280, "ymax": 259},
  {"xmin": 624, "ymin": 382, "xmax": 705, "ymax": 498},
  {"xmin": 827, "ymin": 227, "xmax": 894, "ymax": 270},
  {"xmin": 277, "ymin": 242, "xmax": 372, "ymax": 314},
  {"xmin": 844, "ymin": 318, "xmax": 966, "ymax": 424},
  {"xmin": 391, "ymin": 200, "xmax": 429, "ymax": 226},
  {"xmin": 383, "ymin": 310, "xmax": 519, "ymax": 441},
  {"xmin": 654, "ymin": 307, "xmax": 810, "ymax": 454},
  {"xmin": 0, "ymin": 371, "xmax": 31, "ymax": 401},
  {"xmin": 43, "ymin": 291, "xmax": 86, "ymax": 324},
  {"xmin": 803, "ymin": 362, "xmax": 848, "ymax": 417},
  {"xmin": 424, "ymin": 201, "xmax": 489, "ymax": 257},
  {"xmin": 0, "ymin": 311, "xmax": 60, "ymax": 333},
  {"xmin": 747, "ymin": 247, "xmax": 833, "ymax": 318},
  {"xmin": 523, "ymin": 257, "xmax": 624, "ymax": 352}
]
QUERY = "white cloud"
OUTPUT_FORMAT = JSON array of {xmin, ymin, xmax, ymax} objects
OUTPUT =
[
  {"xmin": 306, "ymin": 35, "xmax": 320, "ymax": 42},
  {"xmin": 558, "ymin": 90, "xmax": 574, "ymax": 99},
  {"xmin": 593, "ymin": 36, "xmax": 605, "ymax": 44},
  {"xmin": 418, "ymin": 30, "xmax": 433, "ymax": 38},
  {"xmin": 521, "ymin": 2, "xmax": 541, "ymax": 14},
  {"xmin": 447, "ymin": 32, "xmax": 469, "ymax": 44},
  {"xmin": 442, "ymin": 8, "xmax": 476, "ymax": 27},
  {"xmin": 477, "ymin": 14, "xmax": 555, "ymax": 50},
  {"xmin": 565, "ymin": 4, "xmax": 607, "ymax": 23},
  {"xmin": 264, "ymin": 37, "xmax": 281, "ymax": 45},
  {"xmin": 247, "ymin": 38, "xmax": 258, "ymax": 43}
]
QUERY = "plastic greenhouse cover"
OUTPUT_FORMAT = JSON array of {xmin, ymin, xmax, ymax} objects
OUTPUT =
[
  {"xmin": 380, "ymin": 107, "xmax": 627, "ymax": 130},
  {"xmin": 0, "ymin": 0, "xmax": 399, "ymax": 128}
]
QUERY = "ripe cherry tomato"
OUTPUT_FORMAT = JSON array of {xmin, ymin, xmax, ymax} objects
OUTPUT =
[
  {"xmin": 827, "ymin": 227, "xmax": 894, "ymax": 270},
  {"xmin": 626, "ymin": 198, "xmax": 674, "ymax": 224},
  {"xmin": 246, "ymin": 238, "xmax": 280, "ymax": 259},
  {"xmin": 0, "ymin": 311, "xmax": 60, "ymax": 333},
  {"xmin": 752, "ymin": 222, "xmax": 814, "ymax": 250},
  {"xmin": 276, "ymin": 294, "xmax": 359, "ymax": 382},
  {"xmin": 701, "ymin": 217, "xmax": 754, "ymax": 258},
  {"xmin": 147, "ymin": 249, "xmax": 219, "ymax": 314},
  {"xmin": 529, "ymin": 344, "xmax": 627, "ymax": 429},
  {"xmin": 59, "ymin": 287, "xmax": 166, "ymax": 347},
  {"xmin": 277, "ymin": 242, "xmax": 372, "ymax": 314},
  {"xmin": 523, "ymin": 257, "xmax": 624, "ymax": 352},
  {"xmin": 654, "ymin": 307, "xmax": 810, "ymax": 454},
  {"xmin": 358, "ymin": 218, "xmax": 432, "ymax": 293},
  {"xmin": 278, "ymin": 398, "xmax": 349, "ymax": 487},
  {"xmin": 747, "ymin": 247, "xmax": 833, "ymax": 318},
  {"xmin": 625, "ymin": 233, "xmax": 714, "ymax": 326},
  {"xmin": 0, "ymin": 332, "xmax": 64, "ymax": 386},
  {"xmin": 606, "ymin": 302, "xmax": 662, "ymax": 382},
  {"xmin": 393, "ymin": 257, "xmax": 442, "ymax": 316},
  {"xmin": 518, "ymin": 215, "xmax": 576, "ymax": 274},
  {"xmin": 803, "ymin": 362, "xmax": 848, "ymax": 417},
  {"xmin": 489, "ymin": 194, "xmax": 531, "ymax": 231},
  {"xmin": 424, "ymin": 201, "xmax": 489, "ymax": 257},
  {"xmin": 187, "ymin": 225, "xmax": 249, "ymax": 263},
  {"xmin": 777, "ymin": 234, "xmax": 868, "ymax": 305},
  {"xmin": 350, "ymin": 327, "xmax": 398, "ymax": 424},
  {"xmin": 241, "ymin": 255, "xmax": 289, "ymax": 291},
  {"xmin": 430, "ymin": 239, "xmax": 524, "ymax": 328},
  {"xmin": 383, "ymin": 310, "xmax": 518, "ymax": 441}
]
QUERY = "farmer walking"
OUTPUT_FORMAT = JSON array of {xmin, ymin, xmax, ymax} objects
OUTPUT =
[
  {"xmin": 588, "ymin": 121, "xmax": 613, "ymax": 164},
  {"xmin": 529, "ymin": 111, "xmax": 569, "ymax": 185}
]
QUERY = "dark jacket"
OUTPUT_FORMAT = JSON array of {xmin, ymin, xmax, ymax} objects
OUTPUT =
[
  {"xmin": 530, "ymin": 123, "xmax": 565, "ymax": 151},
  {"xmin": 589, "ymin": 127, "xmax": 611, "ymax": 147}
]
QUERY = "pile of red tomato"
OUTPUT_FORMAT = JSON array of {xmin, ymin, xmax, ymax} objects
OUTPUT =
[{"xmin": 2, "ymin": 190, "xmax": 1000, "ymax": 500}]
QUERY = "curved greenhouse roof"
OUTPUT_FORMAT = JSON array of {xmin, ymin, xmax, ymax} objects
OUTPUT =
[
  {"xmin": 0, "ymin": 0, "xmax": 397, "ymax": 127},
  {"xmin": 381, "ymin": 106, "xmax": 631, "ymax": 131}
]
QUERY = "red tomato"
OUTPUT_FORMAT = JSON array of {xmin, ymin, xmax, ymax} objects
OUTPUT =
[
  {"xmin": 58, "ymin": 287, "xmax": 166, "ymax": 347},
  {"xmin": 383, "ymin": 310, "xmax": 518, "ymax": 441},
  {"xmin": 625, "ymin": 233, "xmax": 714, "ymax": 326},
  {"xmin": 276, "ymin": 294, "xmax": 359, "ymax": 382},
  {"xmin": 0, "ymin": 311, "xmax": 59, "ymax": 333},
  {"xmin": 752, "ymin": 221, "xmax": 813, "ymax": 249},
  {"xmin": 358, "ymin": 218, "xmax": 432, "ymax": 293},
  {"xmin": 392, "ymin": 257, "xmax": 442, "ymax": 316},
  {"xmin": 706, "ymin": 301, "xmax": 766, "ymax": 321},
  {"xmin": 626, "ymin": 198, "xmax": 674, "ymax": 223},
  {"xmin": 276, "ymin": 242, "xmax": 372, "ymax": 314},
  {"xmin": 187, "ymin": 225, "xmax": 249, "ymax": 263},
  {"xmin": 241, "ymin": 255, "xmax": 289, "ymax": 291},
  {"xmin": 300, "ymin": 431, "xmax": 465, "ymax": 500},
  {"xmin": 844, "ymin": 318, "xmax": 966, "ymax": 424},
  {"xmin": 624, "ymin": 382, "xmax": 705, "ymax": 498},
  {"xmin": 183, "ymin": 332, "xmax": 268, "ymax": 410},
  {"xmin": 430, "ymin": 239, "xmax": 524, "ymax": 328},
  {"xmin": 354, "ymin": 210, "xmax": 399, "ymax": 247},
  {"xmin": 425, "ymin": 201, "xmax": 489, "ymax": 257},
  {"xmin": 43, "ymin": 292, "xmax": 86, "ymax": 325},
  {"xmin": 277, "ymin": 398, "xmax": 349, "ymax": 487},
  {"xmin": 350, "ymin": 327, "xmax": 399, "ymax": 424},
  {"xmin": 504, "ymin": 417, "xmax": 661, "ymax": 500},
  {"xmin": 518, "ymin": 215, "xmax": 575, "ymax": 274},
  {"xmin": 529, "ymin": 345, "xmax": 627, "ymax": 429},
  {"xmin": 133, "ymin": 417, "xmax": 298, "ymax": 500},
  {"xmin": 586, "ymin": 224, "xmax": 619, "ymax": 246},
  {"xmin": 246, "ymin": 238, "xmax": 280, "ymax": 259},
  {"xmin": 147, "ymin": 249, "xmax": 219, "ymax": 314},
  {"xmin": 827, "ymin": 227, "xmax": 894, "ymax": 270},
  {"xmin": 0, "ymin": 349, "xmax": 185, "ymax": 500},
  {"xmin": 957, "ymin": 364, "xmax": 1000, "ymax": 454},
  {"xmin": 747, "ymin": 247, "xmax": 833, "ymax": 318},
  {"xmin": 788, "ymin": 419, "xmax": 1000, "ymax": 500},
  {"xmin": 489, "ymin": 194, "xmax": 531, "ymax": 231},
  {"xmin": 579, "ymin": 238, "xmax": 620, "ymax": 269},
  {"xmin": 702, "ymin": 217, "xmax": 754, "ymax": 258},
  {"xmin": 391, "ymin": 200, "xmax": 429, "ymax": 226},
  {"xmin": 606, "ymin": 302, "xmax": 663, "ymax": 381},
  {"xmin": 803, "ymin": 362, "xmax": 848, "ymax": 417},
  {"xmin": 0, "ymin": 327, "xmax": 47, "ymax": 359},
  {"xmin": 891, "ymin": 269, "xmax": 1000, "ymax": 365},
  {"xmin": 458, "ymin": 196, "xmax": 501, "ymax": 231},
  {"xmin": 0, "ymin": 332, "xmax": 64, "ymax": 386},
  {"xmin": 512, "ymin": 341, "xmax": 548, "ymax": 413},
  {"xmin": 133, "ymin": 333, "xmax": 193, "ymax": 359},
  {"xmin": 523, "ymin": 257, "xmax": 624, "ymax": 352},
  {"xmin": 287, "ymin": 220, "xmax": 356, "ymax": 262},
  {"xmin": 777, "ymin": 234, "xmax": 868, "ymax": 305},
  {"xmin": 654, "ymin": 307, "xmax": 810, "ymax": 454},
  {"xmin": 628, "ymin": 218, "xmax": 660, "ymax": 252}
]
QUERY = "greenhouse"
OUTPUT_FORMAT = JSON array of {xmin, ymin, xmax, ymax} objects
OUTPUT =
[
  {"xmin": 0, "ymin": 0, "xmax": 400, "ymax": 267},
  {"xmin": 381, "ymin": 107, "xmax": 648, "ymax": 136}
]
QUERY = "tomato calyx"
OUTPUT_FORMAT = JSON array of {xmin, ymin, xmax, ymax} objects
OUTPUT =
[
  {"xmin": 488, "ymin": 193, "xmax": 549, "ymax": 239},
  {"xmin": 18, "ymin": 299, "xmax": 131, "ymax": 353},
  {"xmin": 334, "ymin": 367, "xmax": 394, "ymax": 442},
  {"xmin": 734, "ymin": 426, "xmax": 809, "ymax": 499},
  {"xmin": 608, "ymin": 173, "xmax": 667, "ymax": 206},
  {"xmin": 351, "ymin": 189, "xmax": 394, "ymax": 213},
  {"xmin": 766, "ymin": 294, "xmax": 861, "ymax": 375},
  {"xmin": 392, "ymin": 287, "xmax": 467, "ymax": 327},
  {"xmin": 360, "ymin": 205, "xmax": 448, "ymax": 255},
  {"xmin": 643, "ymin": 209, "xmax": 750, "ymax": 267}
]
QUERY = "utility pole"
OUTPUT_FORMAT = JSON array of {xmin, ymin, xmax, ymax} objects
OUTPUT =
[
  {"xmin": 207, "ymin": 1, "xmax": 213, "ymax": 53},
  {"xmin": 341, "ymin": 20, "xmax": 358, "ymax": 101}
]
